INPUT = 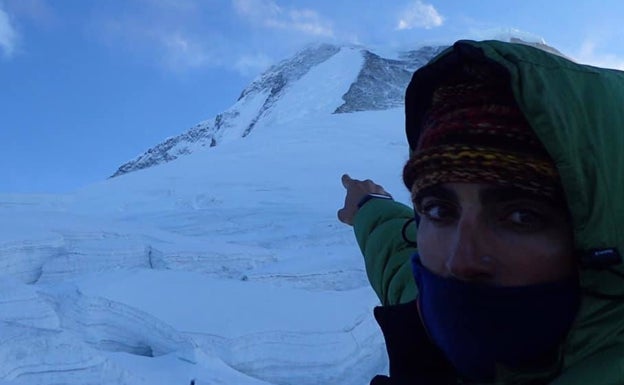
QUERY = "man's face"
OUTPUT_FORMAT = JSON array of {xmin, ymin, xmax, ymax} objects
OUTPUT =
[{"xmin": 414, "ymin": 182, "xmax": 576, "ymax": 286}]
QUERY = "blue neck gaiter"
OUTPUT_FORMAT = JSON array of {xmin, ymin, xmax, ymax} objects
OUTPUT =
[{"xmin": 411, "ymin": 253, "xmax": 580, "ymax": 382}]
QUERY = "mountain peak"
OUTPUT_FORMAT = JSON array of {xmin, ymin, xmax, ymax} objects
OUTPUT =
[
  {"xmin": 108, "ymin": 43, "xmax": 449, "ymax": 178},
  {"xmin": 238, "ymin": 43, "xmax": 342, "ymax": 102}
]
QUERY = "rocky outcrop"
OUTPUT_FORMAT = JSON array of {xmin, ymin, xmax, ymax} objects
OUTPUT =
[{"xmin": 334, "ymin": 45, "xmax": 447, "ymax": 113}]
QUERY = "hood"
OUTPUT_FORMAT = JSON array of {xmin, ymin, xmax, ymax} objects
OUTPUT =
[{"xmin": 405, "ymin": 40, "xmax": 624, "ymax": 384}]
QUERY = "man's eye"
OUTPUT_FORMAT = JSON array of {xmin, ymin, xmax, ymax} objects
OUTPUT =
[
  {"xmin": 420, "ymin": 201, "xmax": 456, "ymax": 222},
  {"xmin": 505, "ymin": 210, "xmax": 545, "ymax": 229}
]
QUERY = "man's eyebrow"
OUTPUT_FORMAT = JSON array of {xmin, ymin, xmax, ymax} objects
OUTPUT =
[
  {"xmin": 413, "ymin": 185, "xmax": 457, "ymax": 204},
  {"xmin": 479, "ymin": 186, "xmax": 553, "ymax": 205}
]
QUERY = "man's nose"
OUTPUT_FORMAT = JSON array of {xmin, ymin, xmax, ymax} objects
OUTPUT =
[{"xmin": 445, "ymin": 216, "xmax": 494, "ymax": 282}]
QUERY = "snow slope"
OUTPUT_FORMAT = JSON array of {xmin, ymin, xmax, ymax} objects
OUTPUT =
[
  {"xmin": 111, "ymin": 43, "xmax": 445, "ymax": 178},
  {"xmin": 0, "ymin": 44, "xmax": 419, "ymax": 384}
]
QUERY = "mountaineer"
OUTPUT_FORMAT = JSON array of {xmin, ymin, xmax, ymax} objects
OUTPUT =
[{"xmin": 338, "ymin": 40, "xmax": 624, "ymax": 384}]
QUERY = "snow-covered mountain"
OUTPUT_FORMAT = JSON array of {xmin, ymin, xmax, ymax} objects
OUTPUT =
[
  {"xmin": 0, "ymin": 39, "xmax": 434, "ymax": 385},
  {"xmin": 110, "ymin": 43, "xmax": 447, "ymax": 178}
]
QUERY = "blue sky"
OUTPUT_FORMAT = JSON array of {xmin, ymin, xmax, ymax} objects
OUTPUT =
[{"xmin": 2, "ymin": 0, "xmax": 624, "ymax": 193}]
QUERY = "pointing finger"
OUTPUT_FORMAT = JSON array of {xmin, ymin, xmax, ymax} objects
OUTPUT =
[{"xmin": 341, "ymin": 174, "xmax": 353, "ymax": 189}]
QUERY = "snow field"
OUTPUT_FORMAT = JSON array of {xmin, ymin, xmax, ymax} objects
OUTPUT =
[{"xmin": 0, "ymin": 46, "xmax": 412, "ymax": 384}]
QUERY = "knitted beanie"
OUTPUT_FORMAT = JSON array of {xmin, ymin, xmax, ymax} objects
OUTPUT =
[{"xmin": 403, "ymin": 63, "xmax": 561, "ymax": 200}]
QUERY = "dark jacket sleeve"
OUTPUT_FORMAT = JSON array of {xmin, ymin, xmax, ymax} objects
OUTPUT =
[{"xmin": 353, "ymin": 198, "xmax": 418, "ymax": 305}]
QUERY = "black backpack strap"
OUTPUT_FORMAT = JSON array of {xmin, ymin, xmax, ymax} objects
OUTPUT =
[{"xmin": 372, "ymin": 300, "xmax": 457, "ymax": 385}]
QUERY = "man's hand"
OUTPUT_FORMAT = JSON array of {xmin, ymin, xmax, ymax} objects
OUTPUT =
[{"xmin": 337, "ymin": 174, "xmax": 392, "ymax": 226}]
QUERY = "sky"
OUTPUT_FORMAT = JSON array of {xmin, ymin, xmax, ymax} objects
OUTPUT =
[{"xmin": 2, "ymin": 0, "xmax": 624, "ymax": 194}]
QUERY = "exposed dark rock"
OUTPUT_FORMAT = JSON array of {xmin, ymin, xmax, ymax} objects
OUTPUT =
[
  {"xmin": 334, "ymin": 45, "xmax": 448, "ymax": 113},
  {"xmin": 110, "ymin": 44, "xmax": 449, "ymax": 178}
]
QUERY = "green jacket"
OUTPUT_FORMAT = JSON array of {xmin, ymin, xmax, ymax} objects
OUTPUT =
[{"xmin": 354, "ymin": 40, "xmax": 624, "ymax": 384}]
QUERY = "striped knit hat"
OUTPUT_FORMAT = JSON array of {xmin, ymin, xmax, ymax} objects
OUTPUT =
[{"xmin": 403, "ymin": 63, "xmax": 561, "ymax": 200}]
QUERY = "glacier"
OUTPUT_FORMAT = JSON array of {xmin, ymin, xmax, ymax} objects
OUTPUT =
[{"xmin": 0, "ymin": 42, "xmax": 445, "ymax": 384}]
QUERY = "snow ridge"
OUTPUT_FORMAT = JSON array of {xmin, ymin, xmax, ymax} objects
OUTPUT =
[
  {"xmin": 110, "ymin": 44, "xmax": 341, "ymax": 178},
  {"xmin": 110, "ymin": 44, "xmax": 448, "ymax": 178}
]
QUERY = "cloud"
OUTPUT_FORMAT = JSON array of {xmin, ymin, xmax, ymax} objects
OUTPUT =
[
  {"xmin": 0, "ymin": 4, "xmax": 17, "ymax": 57},
  {"xmin": 99, "ymin": 17, "xmax": 223, "ymax": 71},
  {"xmin": 94, "ymin": 2, "xmax": 229, "ymax": 73},
  {"xmin": 574, "ymin": 39, "xmax": 624, "ymax": 70},
  {"xmin": 469, "ymin": 28, "xmax": 546, "ymax": 44},
  {"xmin": 135, "ymin": 0, "xmax": 199, "ymax": 12},
  {"xmin": 396, "ymin": 0, "xmax": 443, "ymax": 30},
  {"xmin": 235, "ymin": 53, "xmax": 272, "ymax": 76},
  {"xmin": 233, "ymin": 0, "xmax": 333, "ymax": 37},
  {"xmin": 160, "ymin": 31, "xmax": 217, "ymax": 69},
  {"xmin": 232, "ymin": 0, "xmax": 279, "ymax": 19},
  {"xmin": 94, "ymin": 1, "xmax": 333, "ymax": 76},
  {"xmin": 3, "ymin": 0, "xmax": 56, "ymax": 25}
]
